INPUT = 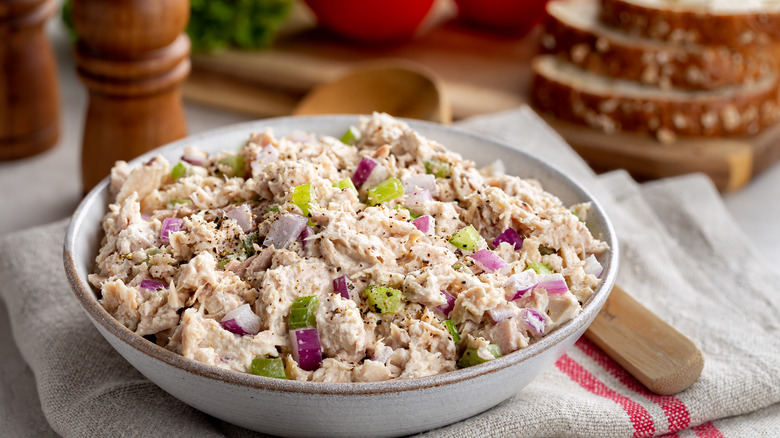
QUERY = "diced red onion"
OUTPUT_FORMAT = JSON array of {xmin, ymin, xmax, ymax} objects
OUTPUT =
[
  {"xmin": 488, "ymin": 306, "xmax": 514, "ymax": 323},
  {"xmin": 412, "ymin": 215, "xmax": 432, "ymax": 234},
  {"xmin": 181, "ymin": 148, "xmax": 208, "ymax": 166},
  {"xmin": 140, "ymin": 279, "xmax": 166, "ymax": 293},
  {"xmin": 523, "ymin": 308, "xmax": 546, "ymax": 336},
  {"xmin": 289, "ymin": 130, "xmax": 314, "ymax": 144},
  {"xmin": 371, "ymin": 345, "xmax": 393, "ymax": 364},
  {"xmin": 583, "ymin": 254, "xmax": 603, "ymax": 278},
  {"xmin": 220, "ymin": 304, "xmax": 261, "ymax": 336},
  {"xmin": 299, "ymin": 225, "xmax": 314, "ymax": 242},
  {"xmin": 141, "ymin": 214, "xmax": 151, "ymax": 221},
  {"xmin": 264, "ymin": 214, "xmax": 307, "ymax": 249},
  {"xmin": 403, "ymin": 174, "xmax": 438, "ymax": 197},
  {"xmin": 290, "ymin": 328, "xmax": 322, "ymax": 371},
  {"xmin": 225, "ymin": 204, "xmax": 253, "ymax": 233},
  {"xmin": 492, "ymin": 228, "xmax": 523, "ymax": 250},
  {"xmin": 333, "ymin": 275, "xmax": 353, "ymax": 300},
  {"xmin": 534, "ymin": 273, "xmax": 569, "ymax": 294},
  {"xmin": 471, "ymin": 249, "xmax": 508, "ymax": 272},
  {"xmin": 352, "ymin": 157, "xmax": 377, "ymax": 186},
  {"xmin": 250, "ymin": 145, "xmax": 279, "ymax": 176},
  {"xmin": 437, "ymin": 290, "xmax": 456, "ymax": 317},
  {"xmin": 405, "ymin": 189, "xmax": 433, "ymax": 211},
  {"xmin": 363, "ymin": 164, "xmax": 389, "ymax": 189},
  {"xmin": 160, "ymin": 217, "xmax": 183, "ymax": 243},
  {"xmin": 505, "ymin": 269, "xmax": 537, "ymax": 300}
]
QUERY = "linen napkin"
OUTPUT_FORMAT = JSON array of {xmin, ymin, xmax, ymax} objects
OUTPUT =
[{"xmin": 1, "ymin": 107, "xmax": 779, "ymax": 437}]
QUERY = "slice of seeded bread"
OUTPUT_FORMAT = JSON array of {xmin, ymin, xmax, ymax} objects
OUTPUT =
[
  {"xmin": 541, "ymin": 0, "xmax": 779, "ymax": 90},
  {"xmin": 599, "ymin": 0, "xmax": 780, "ymax": 45},
  {"xmin": 530, "ymin": 55, "xmax": 780, "ymax": 142}
]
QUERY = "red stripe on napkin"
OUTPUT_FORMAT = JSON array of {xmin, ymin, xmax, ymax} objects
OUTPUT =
[
  {"xmin": 575, "ymin": 338, "xmax": 692, "ymax": 433},
  {"xmin": 556, "ymin": 354, "xmax": 656, "ymax": 437},
  {"xmin": 692, "ymin": 422, "xmax": 725, "ymax": 438}
]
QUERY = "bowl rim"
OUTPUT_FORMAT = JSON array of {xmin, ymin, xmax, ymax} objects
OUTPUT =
[{"xmin": 63, "ymin": 114, "xmax": 618, "ymax": 396}]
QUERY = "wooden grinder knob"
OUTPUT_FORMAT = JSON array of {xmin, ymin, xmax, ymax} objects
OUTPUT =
[
  {"xmin": 73, "ymin": 0, "xmax": 191, "ymax": 191},
  {"xmin": 0, "ymin": 0, "xmax": 60, "ymax": 160}
]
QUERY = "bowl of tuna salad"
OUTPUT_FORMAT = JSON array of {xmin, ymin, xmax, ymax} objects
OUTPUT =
[{"xmin": 64, "ymin": 113, "xmax": 617, "ymax": 437}]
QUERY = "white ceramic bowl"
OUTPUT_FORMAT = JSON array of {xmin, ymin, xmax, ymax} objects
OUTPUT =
[{"xmin": 64, "ymin": 115, "xmax": 618, "ymax": 437}]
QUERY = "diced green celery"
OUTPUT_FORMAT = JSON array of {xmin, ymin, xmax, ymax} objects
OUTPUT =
[
  {"xmin": 217, "ymin": 252, "xmax": 244, "ymax": 269},
  {"xmin": 457, "ymin": 344, "xmax": 501, "ymax": 368},
  {"xmin": 167, "ymin": 199, "xmax": 192, "ymax": 209},
  {"xmin": 394, "ymin": 205, "xmax": 419, "ymax": 219},
  {"xmin": 291, "ymin": 184, "xmax": 315, "ymax": 217},
  {"xmin": 265, "ymin": 206, "xmax": 280, "ymax": 214},
  {"xmin": 451, "ymin": 262, "xmax": 473, "ymax": 275},
  {"xmin": 443, "ymin": 320, "xmax": 461, "ymax": 343},
  {"xmin": 288, "ymin": 296, "xmax": 319, "ymax": 329},
  {"xmin": 571, "ymin": 210, "xmax": 583, "ymax": 221},
  {"xmin": 449, "ymin": 225, "xmax": 480, "ymax": 251},
  {"xmin": 528, "ymin": 262, "xmax": 552, "ymax": 275},
  {"xmin": 307, "ymin": 220, "xmax": 317, "ymax": 227},
  {"xmin": 366, "ymin": 177, "xmax": 403, "ymax": 206},
  {"xmin": 218, "ymin": 154, "xmax": 246, "ymax": 178},
  {"xmin": 251, "ymin": 357, "xmax": 287, "ymax": 379},
  {"xmin": 242, "ymin": 232, "xmax": 260, "ymax": 257},
  {"xmin": 171, "ymin": 161, "xmax": 188, "ymax": 180},
  {"xmin": 340, "ymin": 126, "xmax": 361, "ymax": 145},
  {"xmin": 335, "ymin": 177, "xmax": 358, "ymax": 195},
  {"xmin": 144, "ymin": 248, "xmax": 161, "ymax": 266},
  {"xmin": 425, "ymin": 159, "xmax": 451, "ymax": 178},
  {"xmin": 365, "ymin": 285, "xmax": 403, "ymax": 314}
]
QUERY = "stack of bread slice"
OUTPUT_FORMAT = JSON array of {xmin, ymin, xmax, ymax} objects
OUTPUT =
[{"xmin": 531, "ymin": 0, "xmax": 780, "ymax": 143}]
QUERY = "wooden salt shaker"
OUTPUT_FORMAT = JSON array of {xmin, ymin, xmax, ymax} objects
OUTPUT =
[
  {"xmin": 72, "ymin": 0, "xmax": 191, "ymax": 191},
  {"xmin": 0, "ymin": 0, "xmax": 60, "ymax": 160}
]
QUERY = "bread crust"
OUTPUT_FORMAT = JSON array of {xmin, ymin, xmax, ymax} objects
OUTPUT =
[
  {"xmin": 530, "ymin": 56, "xmax": 780, "ymax": 142},
  {"xmin": 599, "ymin": 0, "xmax": 780, "ymax": 45},
  {"xmin": 542, "ymin": 0, "xmax": 779, "ymax": 90}
]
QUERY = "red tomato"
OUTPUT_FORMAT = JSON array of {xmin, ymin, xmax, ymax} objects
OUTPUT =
[
  {"xmin": 454, "ymin": 0, "xmax": 550, "ymax": 35},
  {"xmin": 304, "ymin": 0, "xmax": 435, "ymax": 43}
]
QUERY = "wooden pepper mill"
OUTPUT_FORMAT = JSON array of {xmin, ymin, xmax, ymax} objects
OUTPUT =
[
  {"xmin": 72, "ymin": 0, "xmax": 191, "ymax": 191},
  {"xmin": 0, "ymin": 0, "xmax": 60, "ymax": 160}
]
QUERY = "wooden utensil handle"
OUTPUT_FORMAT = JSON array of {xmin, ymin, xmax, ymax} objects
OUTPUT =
[{"xmin": 585, "ymin": 284, "xmax": 704, "ymax": 395}]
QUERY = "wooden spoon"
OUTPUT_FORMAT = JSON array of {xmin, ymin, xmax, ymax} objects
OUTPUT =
[
  {"xmin": 293, "ymin": 60, "xmax": 452, "ymax": 124},
  {"xmin": 294, "ymin": 65, "xmax": 703, "ymax": 394},
  {"xmin": 585, "ymin": 285, "xmax": 704, "ymax": 395}
]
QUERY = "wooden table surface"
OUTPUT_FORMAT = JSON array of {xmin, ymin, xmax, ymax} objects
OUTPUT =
[{"xmin": 0, "ymin": 10, "xmax": 779, "ymax": 436}]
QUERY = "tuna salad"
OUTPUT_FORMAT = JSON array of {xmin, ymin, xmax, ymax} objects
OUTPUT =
[{"xmin": 89, "ymin": 113, "xmax": 608, "ymax": 383}]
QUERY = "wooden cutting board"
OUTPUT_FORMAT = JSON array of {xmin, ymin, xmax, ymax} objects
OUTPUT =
[{"xmin": 183, "ymin": 8, "xmax": 780, "ymax": 192}]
